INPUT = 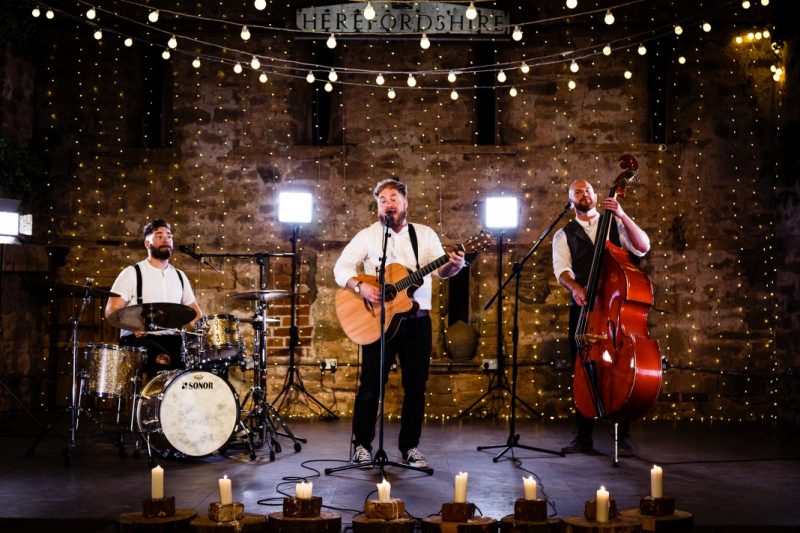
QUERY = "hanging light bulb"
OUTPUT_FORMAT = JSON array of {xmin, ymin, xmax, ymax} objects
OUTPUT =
[
  {"xmin": 376, "ymin": 73, "xmax": 385, "ymax": 85},
  {"xmin": 241, "ymin": 26, "xmax": 251, "ymax": 40},
  {"xmin": 148, "ymin": 10, "xmax": 159, "ymax": 23},
  {"xmin": 93, "ymin": 29, "xmax": 103, "ymax": 40},
  {"xmin": 407, "ymin": 73, "xmax": 417, "ymax": 87},
  {"xmin": 328, "ymin": 69, "xmax": 338, "ymax": 82},
  {"xmin": 520, "ymin": 62, "xmax": 530, "ymax": 74},
  {"xmin": 638, "ymin": 43, "xmax": 647, "ymax": 55},
  {"xmin": 512, "ymin": 26, "xmax": 523, "ymax": 41},
  {"xmin": 324, "ymin": 81, "xmax": 333, "ymax": 92},
  {"xmin": 568, "ymin": 80, "xmax": 576, "ymax": 90},
  {"xmin": 703, "ymin": 22, "xmax": 712, "ymax": 32},
  {"xmin": 755, "ymin": 31, "xmax": 763, "ymax": 40},
  {"xmin": 509, "ymin": 87, "xmax": 518, "ymax": 97},
  {"xmin": 603, "ymin": 44, "xmax": 612, "ymax": 56},
  {"xmin": 624, "ymin": 70, "xmax": 633, "ymax": 79},
  {"xmin": 86, "ymin": 7, "xmax": 96, "ymax": 20},
  {"xmin": 674, "ymin": 25, "xmax": 683, "ymax": 35},
  {"xmin": 192, "ymin": 57, "xmax": 201, "ymax": 68},
  {"xmin": 761, "ymin": 0, "xmax": 770, "ymax": 5},
  {"xmin": 497, "ymin": 70, "xmax": 506, "ymax": 82},
  {"xmin": 566, "ymin": 0, "xmax": 578, "ymax": 9},
  {"xmin": 45, "ymin": 9, "xmax": 54, "ymax": 19},
  {"xmin": 466, "ymin": 2, "xmax": 477, "ymax": 20},
  {"xmin": 259, "ymin": 72, "xmax": 268, "ymax": 83},
  {"xmin": 741, "ymin": 0, "xmax": 750, "ymax": 8},
  {"xmin": 364, "ymin": 2, "xmax": 376, "ymax": 21},
  {"xmin": 168, "ymin": 35, "xmax": 178, "ymax": 49},
  {"xmin": 420, "ymin": 33, "xmax": 430, "ymax": 49},
  {"xmin": 448, "ymin": 71, "xmax": 457, "ymax": 82},
  {"xmin": 763, "ymin": 30, "xmax": 770, "ymax": 37},
  {"xmin": 450, "ymin": 90, "xmax": 459, "ymax": 100},
  {"xmin": 327, "ymin": 33, "xmax": 337, "ymax": 49},
  {"xmin": 161, "ymin": 49, "xmax": 171, "ymax": 60},
  {"xmin": 678, "ymin": 56, "xmax": 686, "ymax": 64},
  {"xmin": 32, "ymin": 7, "xmax": 40, "ymax": 17},
  {"xmin": 233, "ymin": 62, "xmax": 243, "ymax": 74},
  {"xmin": 570, "ymin": 60, "xmax": 579, "ymax": 73},
  {"xmin": 124, "ymin": 38, "xmax": 133, "ymax": 47},
  {"xmin": 306, "ymin": 71, "xmax": 316, "ymax": 83},
  {"xmin": 388, "ymin": 88, "xmax": 396, "ymax": 99},
  {"xmin": 254, "ymin": 0, "xmax": 267, "ymax": 10},
  {"xmin": 604, "ymin": 10, "xmax": 615, "ymax": 25},
  {"xmin": 735, "ymin": 36, "xmax": 744, "ymax": 44},
  {"xmin": 251, "ymin": 56, "xmax": 261, "ymax": 70}
]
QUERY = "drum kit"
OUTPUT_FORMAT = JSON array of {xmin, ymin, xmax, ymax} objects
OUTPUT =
[{"xmin": 29, "ymin": 278, "xmax": 302, "ymax": 465}]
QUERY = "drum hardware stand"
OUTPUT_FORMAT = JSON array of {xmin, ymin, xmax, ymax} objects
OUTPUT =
[
  {"xmin": 476, "ymin": 203, "xmax": 574, "ymax": 462},
  {"xmin": 273, "ymin": 225, "xmax": 339, "ymax": 419}
]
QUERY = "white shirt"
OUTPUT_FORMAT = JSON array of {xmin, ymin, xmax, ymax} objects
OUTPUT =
[
  {"xmin": 552, "ymin": 215, "xmax": 647, "ymax": 283},
  {"xmin": 333, "ymin": 221, "xmax": 447, "ymax": 310}
]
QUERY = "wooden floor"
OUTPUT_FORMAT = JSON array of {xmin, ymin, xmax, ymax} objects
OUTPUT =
[{"xmin": 0, "ymin": 406, "xmax": 798, "ymax": 532}]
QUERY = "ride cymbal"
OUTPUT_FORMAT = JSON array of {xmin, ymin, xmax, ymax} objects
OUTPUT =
[
  {"xmin": 228, "ymin": 290, "xmax": 291, "ymax": 302},
  {"xmin": 107, "ymin": 302, "xmax": 196, "ymax": 331},
  {"xmin": 56, "ymin": 283, "xmax": 119, "ymax": 298}
]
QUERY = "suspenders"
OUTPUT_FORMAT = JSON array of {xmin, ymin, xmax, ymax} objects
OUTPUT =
[
  {"xmin": 407, "ymin": 224, "xmax": 420, "ymax": 270},
  {"xmin": 134, "ymin": 263, "xmax": 184, "ymax": 304}
]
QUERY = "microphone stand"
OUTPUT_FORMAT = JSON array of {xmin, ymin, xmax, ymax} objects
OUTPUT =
[
  {"xmin": 477, "ymin": 202, "xmax": 574, "ymax": 462},
  {"xmin": 326, "ymin": 216, "xmax": 433, "ymax": 477}
]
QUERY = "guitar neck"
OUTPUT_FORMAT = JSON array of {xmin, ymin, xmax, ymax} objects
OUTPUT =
[{"xmin": 394, "ymin": 254, "xmax": 450, "ymax": 291}]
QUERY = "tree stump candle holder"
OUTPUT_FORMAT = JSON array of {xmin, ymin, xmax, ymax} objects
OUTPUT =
[
  {"xmin": 498, "ymin": 499, "xmax": 563, "ymax": 533},
  {"xmin": 514, "ymin": 499, "xmax": 548, "ymax": 522},
  {"xmin": 584, "ymin": 497, "xmax": 619, "ymax": 521},
  {"xmin": 208, "ymin": 501, "xmax": 245, "ymax": 522},
  {"xmin": 268, "ymin": 497, "xmax": 341, "ymax": 533},
  {"xmin": 353, "ymin": 498, "xmax": 415, "ymax": 532},
  {"xmin": 422, "ymin": 502, "xmax": 497, "ymax": 533},
  {"xmin": 638, "ymin": 497, "xmax": 675, "ymax": 517},
  {"xmin": 143, "ymin": 496, "xmax": 176, "ymax": 518},
  {"xmin": 283, "ymin": 496, "xmax": 322, "ymax": 518}
]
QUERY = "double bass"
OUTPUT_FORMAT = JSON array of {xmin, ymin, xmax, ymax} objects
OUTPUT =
[{"xmin": 572, "ymin": 155, "xmax": 662, "ymax": 424}]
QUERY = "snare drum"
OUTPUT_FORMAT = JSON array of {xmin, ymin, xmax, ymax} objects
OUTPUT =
[
  {"xmin": 136, "ymin": 369, "xmax": 239, "ymax": 457},
  {"xmin": 83, "ymin": 344, "xmax": 147, "ymax": 398},
  {"xmin": 193, "ymin": 314, "xmax": 244, "ymax": 367}
]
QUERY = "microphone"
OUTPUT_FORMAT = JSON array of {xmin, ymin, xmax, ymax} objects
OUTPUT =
[
  {"xmin": 565, "ymin": 200, "xmax": 574, "ymax": 210},
  {"xmin": 384, "ymin": 212, "xmax": 394, "ymax": 226},
  {"xmin": 178, "ymin": 245, "xmax": 202, "ymax": 261}
]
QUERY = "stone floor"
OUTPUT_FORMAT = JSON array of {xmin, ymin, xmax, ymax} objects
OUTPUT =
[{"xmin": 0, "ymin": 407, "xmax": 798, "ymax": 532}]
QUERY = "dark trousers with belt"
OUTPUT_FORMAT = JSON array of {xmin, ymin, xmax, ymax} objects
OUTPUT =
[{"xmin": 352, "ymin": 313, "xmax": 432, "ymax": 455}]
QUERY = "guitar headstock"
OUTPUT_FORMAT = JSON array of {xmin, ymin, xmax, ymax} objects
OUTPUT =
[
  {"xmin": 609, "ymin": 154, "xmax": 639, "ymax": 198},
  {"xmin": 455, "ymin": 231, "xmax": 495, "ymax": 254}
]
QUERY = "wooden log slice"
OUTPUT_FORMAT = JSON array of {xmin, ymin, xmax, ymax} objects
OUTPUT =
[
  {"xmin": 268, "ymin": 510, "xmax": 342, "ymax": 533},
  {"xmin": 500, "ymin": 514, "xmax": 564, "ymax": 533},
  {"xmin": 619, "ymin": 509, "xmax": 693, "ymax": 532},
  {"xmin": 117, "ymin": 508, "xmax": 197, "ymax": 533},
  {"xmin": 353, "ymin": 513, "xmax": 416, "ymax": 533},
  {"xmin": 563, "ymin": 515, "xmax": 642, "ymax": 533},
  {"xmin": 422, "ymin": 515, "xmax": 499, "ymax": 533},
  {"xmin": 189, "ymin": 512, "xmax": 267, "ymax": 533}
]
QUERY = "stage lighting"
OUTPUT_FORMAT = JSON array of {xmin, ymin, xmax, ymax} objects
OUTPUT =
[
  {"xmin": 484, "ymin": 196, "xmax": 519, "ymax": 229},
  {"xmin": 278, "ymin": 191, "xmax": 313, "ymax": 224}
]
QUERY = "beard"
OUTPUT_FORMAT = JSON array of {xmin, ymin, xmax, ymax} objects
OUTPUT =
[
  {"xmin": 383, "ymin": 209, "xmax": 407, "ymax": 228},
  {"xmin": 575, "ymin": 198, "xmax": 594, "ymax": 213},
  {"xmin": 151, "ymin": 245, "xmax": 172, "ymax": 260}
]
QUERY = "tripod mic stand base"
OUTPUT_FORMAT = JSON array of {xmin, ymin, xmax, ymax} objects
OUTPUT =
[
  {"xmin": 325, "ymin": 448, "xmax": 434, "ymax": 477},
  {"xmin": 477, "ymin": 433, "xmax": 565, "ymax": 462}
]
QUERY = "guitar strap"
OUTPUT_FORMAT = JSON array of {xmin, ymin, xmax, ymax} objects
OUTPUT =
[{"xmin": 408, "ymin": 224, "xmax": 420, "ymax": 270}]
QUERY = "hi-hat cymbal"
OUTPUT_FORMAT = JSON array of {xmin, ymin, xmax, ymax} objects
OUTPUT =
[
  {"xmin": 57, "ymin": 284, "xmax": 119, "ymax": 299},
  {"xmin": 237, "ymin": 316, "xmax": 280, "ymax": 324},
  {"xmin": 107, "ymin": 302, "xmax": 196, "ymax": 331},
  {"xmin": 228, "ymin": 290, "xmax": 291, "ymax": 302}
]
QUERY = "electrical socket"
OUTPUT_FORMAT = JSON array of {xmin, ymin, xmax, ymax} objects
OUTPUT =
[
  {"xmin": 323, "ymin": 358, "xmax": 337, "ymax": 371},
  {"xmin": 482, "ymin": 358, "xmax": 498, "ymax": 370}
]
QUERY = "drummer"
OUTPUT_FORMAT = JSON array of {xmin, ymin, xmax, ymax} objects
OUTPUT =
[{"xmin": 105, "ymin": 219, "xmax": 203, "ymax": 378}]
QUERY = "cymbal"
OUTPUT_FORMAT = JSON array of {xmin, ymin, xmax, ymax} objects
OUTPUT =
[
  {"xmin": 237, "ymin": 316, "xmax": 280, "ymax": 324},
  {"xmin": 228, "ymin": 290, "xmax": 291, "ymax": 302},
  {"xmin": 57, "ymin": 283, "xmax": 119, "ymax": 298},
  {"xmin": 107, "ymin": 302, "xmax": 196, "ymax": 331}
]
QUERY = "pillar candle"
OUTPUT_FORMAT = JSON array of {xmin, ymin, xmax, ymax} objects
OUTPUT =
[
  {"xmin": 219, "ymin": 475, "xmax": 232, "ymax": 505},
  {"xmin": 453, "ymin": 472, "xmax": 468, "ymax": 503},
  {"xmin": 522, "ymin": 475, "xmax": 537, "ymax": 500},
  {"xmin": 377, "ymin": 479, "xmax": 391, "ymax": 503},
  {"xmin": 296, "ymin": 481, "xmax": 313, "ymax": 499},
  {"xmin": 651, "ymin": 465, "xmax": 663, "ymax": 498},
  {"xmin": 151, "ymin": 465, "xmax": 164, "ymax": 499},
  {"xmin": 596, "ymin": 486, "xmax": 610, "ymax": 523}
]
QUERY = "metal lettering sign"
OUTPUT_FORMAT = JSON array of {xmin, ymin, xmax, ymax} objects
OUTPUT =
[{"xmin": 296, "ymin": 2, "xmax": 509, "ymax": 35}]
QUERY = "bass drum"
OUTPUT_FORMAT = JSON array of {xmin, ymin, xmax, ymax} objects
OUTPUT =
[{"xmin": 136, "ymin": 370, "xmax": 239, "ymax": 457}]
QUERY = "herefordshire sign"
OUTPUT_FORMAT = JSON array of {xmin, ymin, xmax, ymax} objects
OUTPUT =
[{"xmin": 296, "ymin": 2, "xmax": 509, "ymax": 35}]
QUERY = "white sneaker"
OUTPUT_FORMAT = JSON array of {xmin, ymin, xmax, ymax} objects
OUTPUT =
[
  {"xmin": 403, "ymin": 447, "xmax": 428, "ymax": 468},
  {"xmin": 352, "ymin": 445, "xmax": 372, "ymax": 467}
]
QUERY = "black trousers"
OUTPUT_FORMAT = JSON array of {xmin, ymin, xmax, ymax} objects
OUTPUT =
[
  {"xmin": 352, "ymin": 314, "xmax": 432, "ymax": 455},
  {"xmin": 120, "ymin": 334, "xmax": 184, "ymax": 377}
]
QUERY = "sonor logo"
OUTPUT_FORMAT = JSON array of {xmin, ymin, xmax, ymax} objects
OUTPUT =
[{"xmin": 182, "ymin": 382, "xmax": 214, "ymax": 390}]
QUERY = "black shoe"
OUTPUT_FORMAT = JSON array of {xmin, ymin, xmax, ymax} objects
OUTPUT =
[
  {"xmin": 561, "ymin": 438, "xmax": 594, "ymax": 454},
  {"xmin": 618, "ymin": 438, "xmax": 634, "ymax": 458}
]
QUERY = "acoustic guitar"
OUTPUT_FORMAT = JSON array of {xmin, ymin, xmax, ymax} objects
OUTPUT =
[{"xmin": 335, "ymin": 232, "xmax": 493, "ymax": 345}]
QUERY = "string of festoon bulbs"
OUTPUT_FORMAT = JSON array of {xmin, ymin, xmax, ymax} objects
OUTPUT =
[{"xmin": 28, "ymin": 0, "xmax": 780, "ymax": 100}]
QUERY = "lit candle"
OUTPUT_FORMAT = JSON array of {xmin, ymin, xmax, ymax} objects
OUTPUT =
[
  {"xmin": 523, "ymin": 475, "xmax": 537, "ymax": 500},
  {"xmin": 296, "ymin": 481, "xmax": 313, "ymax": 499},
  {"xmin": 453, "ymin": 472, "xmax": 468, "ymax": 503},
  {"xmin": 151, "ymin": 465, "xmax": 164, "ymax": 499},
  {"xmin": 651, "ymin": 465, "xmax": 663, "ymax": 498},
  {"xmin": 596, "ymin": 486, "xmax": 610, "ymax": 523},
  {"xmin": 219, "ymin": 475, "xmax": 232, "ymax": 505},
  {"xmin": 377, "ymin": 478, "xmax": 391, "ymax": 503}
]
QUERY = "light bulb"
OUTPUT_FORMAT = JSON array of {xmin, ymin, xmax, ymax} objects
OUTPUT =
[
  {"xmin": 570, "ymin": 60, "xmax": 579, "ymax": 73},
  {"xmin": 604, "ymin": 10, "xmax": 614, "ymax": 25},
  {"xmin": 450, "ymin": 90, "xmax": 459, "ymax": 100},
  {"xmin": 448, "ymin": 71, "xmax": 457, "ymax": 82},
  {"xmin": 233, "ymin": 62, "xmax": 243, "ymax": 74},
  {"xmin": 624, "ymin": 70, "xmax": 633, "ymax": 79},
  {"xmin": 328, "ymin": 69, "xmax": 338, "ymax": 82},
  {"xmin": 124, "ymin": 38, "xmax": 133, "ymax": 47},
  {"xmin": 747, "ymin": 32, "xmax": 754, "ymax": 40},
  {"xmin": 241, "ymin": 26, "xmax": 251, "ymax": 40},
  {"xmin": 763, "ymin": 30, "xmax": 770, "ymax": 37},
  {"xmin": 568, "ymin": 80, "xmax": 576, "ymax": 90},
  {"xmin": 735, "ymin": 36, "xmax": 743, "ymax": 44},
  {"xmin": 566, "ymin": 0, "xmax": 578, "ymax": 9},
  {"xmin": 192, "ymin": 57, "xmax": 201, "ymax": 68},
  {"xmin": 161, "ymin": 49, "xmax": 170, "ymax": 60},
  {"xmin": 148, "ymin": 10, "xmax": 159, "ymax": 23},
  {"xmin": 773, "ymin": 72, "xmax": 780, "ymax": 81},
  {"xmin": 509, "ymin": 87, "xmax": 518, "ymax": 97},
  {"xmin": 364, "ymin": 2, "xmax": 376, "ymax": 21},
  {"xmin": 703, "ymin": 22, "xmax": 711, "ymax": 32},
  {"xmin": 678, "ymin": 56, "xmax": 686, "ymax": 64},
  {"xmin": 520, "ymin": 62, "xmax": 530, "ymax": 74},
  {"xmin": 376, "ymin": 73, "xmax": 385, "ymax": 85},
  {"xmin": 674, "ymin": 25, "xmax": 683, "ymax": 35},
  {"xmin": 388, "ymin": 88, "xmax": 396, "ymax": 99},
  {"xmin": 255, "ymin": 0, "xmax": 267, "ymax": 10},
  {"xmin": 638, "ymin": 43, "xmax": 647, "ymax": 55},
  {"xmin": 603, "ymin": 44, "xmax": 612, "ymax": 56},
  {"xmin": 251, "ymin": 56, "xmax": 261, "ymax": 70},
  {"xmin": 420, "ymin": 33, "xmax": 430, "ymax": 49},
  {"xmin": 407, "ymin": 73, "xmax": 416, "ymax": 87},
  {"xmin": 755, "ymin": 31, "xmax": 763, "ymax": 40},
  {"xmin": 46, "ymin": 9, "xmax": 54, "ymax": 19},
  {"xmin": 168, "ymin": 35, "xmax": 177, "ymax": 49},
  {"xmin": 86, "ymin": 7, "xmax": 96, "ymax": 20},
  {"xmin": 327, "ymin": 34, "xmax": 337, "ymax": 49},
  {"xmin": 761, "ymin": 0, "xmax": 769, "ymax": 5},
  {"xmin": 94, "ymin": 29, "xmax": 103, "ymax": 40},
  {"xmin": 259, "ymin": 73, "xmax": 268, "ymax": 83},
  {"xmin": 742, "ymin": 0, "xmax": 750, "ymax": 8},
  {"xmin": 324, "ymin": 81, "xmax": 333, "ymax": 92},
  {"xmin": 466, "ymin": 2, "xmax": 477, "ymax": 20},
  {"xmin": 306, "ymin": 71, "xmax": 315, "ymax": 83},
  {"xmin": 512, "ymin": 26, "xmax": 523, "ymax": 41},
  {"xmin": 497, "ymin": 70, "xmax": 506, "ymax": 82},
  {"xmin": 32, "ymin": 7, "xmax": 40, "ymax": 17}
]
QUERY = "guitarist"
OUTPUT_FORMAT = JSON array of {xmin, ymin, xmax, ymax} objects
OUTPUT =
[{"xmin": 333, "ymin": 178, "xmax": 466, "ymax": 468}]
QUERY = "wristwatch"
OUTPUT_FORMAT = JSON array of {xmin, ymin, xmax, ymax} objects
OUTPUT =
[{"xmin": 353, "ymin": 281, "xmax": 363, "ymax": 294}]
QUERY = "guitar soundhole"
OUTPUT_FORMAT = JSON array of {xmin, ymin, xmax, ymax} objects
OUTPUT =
[{"xmin": 383, "ymin": 285, "xmax": 397, "ymax": 302}]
